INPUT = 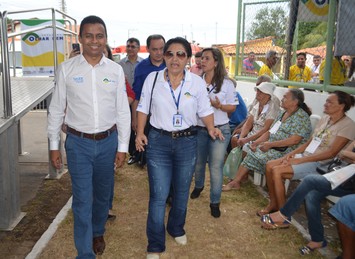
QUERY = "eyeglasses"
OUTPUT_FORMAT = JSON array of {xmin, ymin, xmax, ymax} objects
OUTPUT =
[
  {"xmin": 164, "ymin": 51, "xmax": 187, "ymax": 60},
  {"xmin": 344, "ymin": 59, "xmax": 350, "ymax": 62},
  {"xmin": 126, "ymin": 45, "xmax": 137, "ymax": 49}
]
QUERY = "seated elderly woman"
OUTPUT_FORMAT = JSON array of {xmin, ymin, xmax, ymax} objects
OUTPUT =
[
  {"xmin": 224, "ymin": 80, "xmax": 280, "ymax": 180},
  {"xmin": 259, "ymin": 91, "xmax": 355, "ymax": 216},
  {"xmin": 223, "ymin": 89, "xmax": 312, "ymax": 191},
  {"xmin": 231, "ymin": 78, "xmax": 280, "ymax": 151},
  {"xmin": 260, "ymin": 140, "xmax": 355, "ymax": 255}
]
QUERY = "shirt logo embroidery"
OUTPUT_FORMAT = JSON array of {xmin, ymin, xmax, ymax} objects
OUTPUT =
[
  {"xmin": 184, "ymin": 92, "xmax": 193, "ymax": 98},
  {"xmin": 103, "ymin": 78, "xmax": 116, "ymax": 84},
  {"xmin": 73, "ymin": 76, "xmax": 84, "ymax": 83}
]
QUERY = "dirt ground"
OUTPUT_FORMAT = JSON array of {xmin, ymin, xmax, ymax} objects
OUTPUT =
[
  {"xmin": 0, "ymin": 161, "xmax": 342, "ymax": 259},
  {"xmin": 0, "ymin": 165, "xmax": 72, "ymax": 259}
]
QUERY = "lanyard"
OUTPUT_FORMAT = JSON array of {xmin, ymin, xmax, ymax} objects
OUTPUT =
[
  {"xmin": 280, "ymin": 108, "xmax": 299, "ymax": 122},
  {"xmin": 207, "ymin": 85, "xmax": 216, "ymax": 94},
  {"xmin": 317, "ymin": 116, "xmax": 345, "ymax": 137},
  {"xmin": 166, "ymin": 70, "xmax": 186, "ymax": 114},
  {"xmin": 298, "ymin": 68, "xmax": 304, "ymax": 78}
]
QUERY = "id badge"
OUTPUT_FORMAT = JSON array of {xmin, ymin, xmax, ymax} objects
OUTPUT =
[
  {"xmin": 269, "ymin": 121, "xmax": 281, "ymax": 134},
  {"xmin": 173, "ymin": 114, "xmax": 183, "ymax": 127},
  {"xmin": 305, "ymin": 137, "xmax": 322, "ymax": 154}
]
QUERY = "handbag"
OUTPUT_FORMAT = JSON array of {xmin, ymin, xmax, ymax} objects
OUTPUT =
[
  {"xmin": 137, "ymin": 72, "xmax": 159, "ymax": 167},
  {"xmin": 316, "ymin": 157, "xmax": 350, "ymax": 175},
  {"xmin": 323, "ymin": 164, "xmax": 355, "ymax": 190},
  {"xmin": 271, "ymin": 146, "xmax": 288, "ymax": 152},
  {"xmin": 223, "ymin": 147, "xmax": 243, "ymax": 179}
]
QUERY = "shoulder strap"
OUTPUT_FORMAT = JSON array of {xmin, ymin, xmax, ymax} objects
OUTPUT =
[{"xmin": 148, "ymin": 71, "xmax": 159, "ymax": 115}]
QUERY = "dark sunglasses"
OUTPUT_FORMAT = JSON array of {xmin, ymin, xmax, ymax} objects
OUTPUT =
[
  {"xmin": 344, "ymin": 59, "xmax": 350, "ymax": 62},
  {"xmin": 126, "ymin": 45, "xmax": 137, "ymax": 49},
  {"xmin": 164, "ymin": 51, "xmax": 187, "ymax": 60}
]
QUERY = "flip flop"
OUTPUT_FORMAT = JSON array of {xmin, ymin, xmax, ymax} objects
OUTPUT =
[
  {"xmin": 261, "ymin": 212, "xmax": 291, "ymax": 230},
  {"xmin": 299, "ymin": 240, "xmax": 327, "ymax": 255}
]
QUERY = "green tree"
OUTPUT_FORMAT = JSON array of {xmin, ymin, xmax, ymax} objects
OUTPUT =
[
  {"xmin": 246, "ymin": 6, "xmax": 288, "ymax": 46},
  {"xmin": 299, "ymin": 22, "xmax": 327, "ymax": 49},
  {"xmin": 297, "ymin": 22, "xmax": 320, "ymax": 48}
]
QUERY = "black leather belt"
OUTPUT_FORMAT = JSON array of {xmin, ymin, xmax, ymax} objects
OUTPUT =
[
  {"xmin": 196, "ymin": 123, "xmax": 229, "ymax": 131},
  {"xmin": 151, "ymin": 126, "xmax": 197, "ymax": 139},
  {"xmin": 67, "ymin": 125, "xmax": 117, "ymax": 141}
]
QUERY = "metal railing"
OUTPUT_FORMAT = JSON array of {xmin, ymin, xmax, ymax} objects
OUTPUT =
[{"xmin": 1, "ymin": 8, "xmax": 78, "ymax": 117}]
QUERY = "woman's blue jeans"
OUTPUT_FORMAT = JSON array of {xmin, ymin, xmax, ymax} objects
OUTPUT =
[
  {"xmin": 193, "ymin": 124, "xmax": 231, "ymax": 204},
  {"xmin": 65, "ymin": 131, "xmax": 117, "ymax": 259},
  {"xmin": 280, "ymin": 174, "xmax": 353, "ymax": 242},
  {"xmin": 146, "ymin": 129, "xmax": 197, "ymax": 253}
]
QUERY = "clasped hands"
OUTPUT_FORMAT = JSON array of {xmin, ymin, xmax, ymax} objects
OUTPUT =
[{"xmin": 249, "ymin": 141, "xmax": 271, "ymax": 152}]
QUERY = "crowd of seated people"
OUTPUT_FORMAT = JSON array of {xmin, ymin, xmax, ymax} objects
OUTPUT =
[
  {"xmin": 225, "ymin": 77, "xmax": 280, "ymax": 180},
  {"xmin": 222, "ymin": 89, "xmax": 355, "ymax": 256},
  {"xmin": 260, "ymin": 140, "xmax": 355, "ymax": 255},
  {"xmin": 223, "ymin": 88, "xmax": 312, "ymax": 191}
]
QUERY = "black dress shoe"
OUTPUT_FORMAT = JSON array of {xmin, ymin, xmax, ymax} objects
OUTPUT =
[
  {"xmin": 190, "ymin": 187, "xmax": 204, "ymax": 199},
  {"xmin": 93, "ymin": 236, "xmax": 105, "ymax": 255},
  {"xmin": 210, "ymin": 203, "xmax": 221, "ymax": 218},
  {"xmin": 127, "ymin": 156, "xmax": 136, "ymax": 165}
]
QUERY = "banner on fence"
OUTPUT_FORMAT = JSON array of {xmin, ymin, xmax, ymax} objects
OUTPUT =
[
  {"xmin": 21, "ymin": 19, "xmax": 65, "ymax": 76},
  {"xmin": 297, "ymin": 0, "xmax": 328, "ymax": 22},
  {"xmin": 335, "ymin": 0, "xmax": 355, "ymax": 56}
]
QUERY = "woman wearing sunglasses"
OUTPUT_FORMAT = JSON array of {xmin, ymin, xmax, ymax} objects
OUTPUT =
[
  {"xmin": 189, "ymin": 48, "xmax": 237, "ymax": 218},
  {"xmin": 135, "ymin": 37, "xmax": 224, "ymax": 259}
]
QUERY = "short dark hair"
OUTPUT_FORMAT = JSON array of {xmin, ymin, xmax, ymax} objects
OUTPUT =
[
  {"xmin": 127, "ymin": 37, "xmax": 140, "ymax": 47},
  {"xmin": 164, "ymin": 37, "xmax": 192, "ymax": 58},
  {"xmin": 105, "ymin": 44, "xmax": 113, "ymax": 60},
  {"xmin": 79, "ymin": 15, "xmax": 107, "ymax": 37},
  {"xmin": 313, "ymin": 55, "xmax": 321, "ymax": 59},
  {"xmin": 297, "ymin": 52, "xmax": 306, "ymax": 58},
  {"xmin": 146, "ymin": 34, "xmax": 165, "ymax": 48},
  {"xmin": 195, "ymin": 51, "xmax": 202, "ymax": 58}
]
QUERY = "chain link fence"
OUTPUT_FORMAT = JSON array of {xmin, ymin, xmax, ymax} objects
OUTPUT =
[{"xmin": 234, "ymin": 0, "xmax": 355, "ymax": 93}]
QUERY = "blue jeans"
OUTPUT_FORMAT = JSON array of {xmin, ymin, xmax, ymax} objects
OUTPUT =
[
  {"xmin": 193, "ymin": 124, "xmax": 231, "ymax": 204},
  {"xmin": 65, "ymin": 131, "xmax": 117, "ymax": 259},
  {"xmin": 329, "ymin": 194, "xmax": 355, "ymax": 231},
  {"xmin": 280, "ymin": 174, "xmax": 353, "ymax": 242},
  {"xmin": 146, "ymin": 129, "xmax": 197, "ymax": 253},
  {"xmin": 109, "ymin": 177, "xmax": 114, "ymax": 210}
]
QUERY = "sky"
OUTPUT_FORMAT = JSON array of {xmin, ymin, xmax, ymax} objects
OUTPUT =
[{"xmin": 0, "ymin": 0, "xmax": 240, "ymax": 48}]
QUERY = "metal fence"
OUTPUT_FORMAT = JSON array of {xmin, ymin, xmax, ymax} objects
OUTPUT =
[{"xmin": 234, "ymin": 0, "xmax": 355, "ymax": 94}]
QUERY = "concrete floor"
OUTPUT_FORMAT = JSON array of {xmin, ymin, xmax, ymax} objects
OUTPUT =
[{"xmin": 18, "ymin": 111, "xmax": 66, "ymax": 206}]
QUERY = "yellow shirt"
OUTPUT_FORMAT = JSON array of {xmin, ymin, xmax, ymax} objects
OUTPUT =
[
  {"xmin": 258, "ymin": 64, "xmax": 273, "ymax": 78},
  {"xmin": 319, "ymin": 58, "xmax": 347, "ymax": 85},
  {"xmin": 288, "ymin": 65, "xmax": 312, "ymax": 88}
]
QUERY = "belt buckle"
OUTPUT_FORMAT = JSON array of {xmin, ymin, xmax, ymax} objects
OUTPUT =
[
  {"xmin": 93, "ymin": 133, "xmax": 97, "ymax": 140},
  {"xmin": 172, "ymin": 132, "xmax": 177, "ymax": 139}
]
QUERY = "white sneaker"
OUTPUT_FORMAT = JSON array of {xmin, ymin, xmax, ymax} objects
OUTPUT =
[
  {"xmin": 174, "ymin": 234, "xmax": 187, "ymax": 245},
  {"xmin": 146, "ymin": 253, "xmax": 160, "ymax": 259}
]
